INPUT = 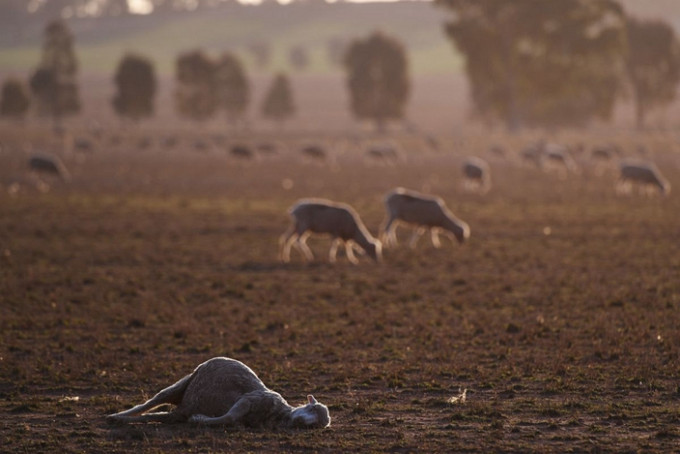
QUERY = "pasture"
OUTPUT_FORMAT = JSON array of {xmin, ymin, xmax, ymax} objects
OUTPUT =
[{"xmin": 1, "ymin": 125, "xmax": 680, "ymax": 452}]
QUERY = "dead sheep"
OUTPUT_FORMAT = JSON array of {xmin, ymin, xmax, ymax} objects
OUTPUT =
[
  {"xmin": 107, "ymin": 357, "xmax": 331, "ymax": 429},
  {"xmin": 279, "ymin": 198, "xmax": 382, "ymax": 264},
  {"xmin": 382, "ymin": 187, "xmax": 470, "ymax": 249},
  {"xmin": 617, "ymin": 160, "xmax": 670, "ymax": 196}
]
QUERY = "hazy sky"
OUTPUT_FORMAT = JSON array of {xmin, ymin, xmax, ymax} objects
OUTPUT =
[{"xmin": 128, "ymin": 0, "xmax": 406, "ymax": 13}]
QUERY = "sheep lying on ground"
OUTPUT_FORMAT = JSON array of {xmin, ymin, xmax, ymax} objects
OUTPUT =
[
  {"xmin": 617, "ymin": 160, "xmax": 670, "ymax": 196},
  {"xmin": 279, "ymin": 199, "xmax": 382, "ymax": 264},
  {"xmin": 462, "ymin": 157, "xmax": 491, "ymax": 193},
  {"xmin": 107, "ymin": 357, "xmax": 331, "ymax": 429},
  {"xmin": 382, "ymin": 188, "xmax": 470, "ymax": 248}
]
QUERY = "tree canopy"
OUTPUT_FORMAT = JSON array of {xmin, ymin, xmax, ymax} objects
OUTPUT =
[
  {"xmin": 112, "ymin": 53, "xmax": 157, "ymax": 122},
  {"xmin": 625, "ymin": 17, "xmax": 680, "ymax": 129},
  {"xmin": 30, "ymin": 19, "xmax": 80, "ymax": 129},
  {"xmin": 438, "ymin": 0, "xmax": 627, "ymax": 130},
  {"xmin": 215, "ymin": 53, "xmax": 250, "ymax": 124},
  {"xmin": 0, "ymin": 78, "xmax": 30, "ymax": 120},
  {"xmin": 261, "ymin": 73, "xmax": 295, "ymax": 125},
  {"xmin": 175, "ymin": 50, "xmax": 219, "ymax": 122},
  {"xmin": 344, "ymin": 31, "xmax": 410, "ymax": 131}
]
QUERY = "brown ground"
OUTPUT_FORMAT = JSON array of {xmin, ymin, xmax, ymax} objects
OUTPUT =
[{"xmin": 1, "ymin": 123, "xmax": 680, "ymax": 453}]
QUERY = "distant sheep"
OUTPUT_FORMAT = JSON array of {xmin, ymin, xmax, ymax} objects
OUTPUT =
[
  {"xmin": 107, "ymin": 357, "xmax": 330, "ymax": 429},
  {"xmin": 462, "ymin": 157, "xmax": 491, "ymax": 193},
  {"xmin": 74, "ymin": 138, "xmax": 94, "ymax": 154},
  {"xmin": 617, "ymin": 160, "xmax": 670, "ymax": 196},
  {"xmin": 279, "ymin": 199, "xmax": 382, "ymax": 264},
  {"xmin": 542, "ymin": 143, "xmax": 579, "ymax": 174},
  {"xmin": 520, "ymin": 144, "xmax": 542, "ymax": 168},
  {"xmin": 230, "ymin": 144, "xmax": 255, "ymax": 160},
  {"xmin": 382, "ymin": 188, "xmax": 470, "ymax": 249},
  {"xmin": 28, "ymin": 154, "xmax": 70, "ymax": 182},
  {"xmin": 301, "ymin": 145, "xmax": 327, "ymax": 161},
  {"xmin": 365, "ymin": 144, "xmax": 400, "ymax": 164}
]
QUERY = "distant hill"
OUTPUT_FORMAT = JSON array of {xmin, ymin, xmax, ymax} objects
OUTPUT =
[{"xmin": 0, "ymin": 2, "xmax": 463, "ymax": 77}]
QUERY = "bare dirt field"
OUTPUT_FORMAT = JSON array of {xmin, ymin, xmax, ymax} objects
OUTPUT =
[{"xmin": 1, "ymin": 124, "xmax": 680, "ymax": 452}]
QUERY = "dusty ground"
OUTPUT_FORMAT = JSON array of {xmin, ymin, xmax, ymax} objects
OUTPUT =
[{"xmin": 1, "ymin": 125, "xmax": 680, "ymax": 452}]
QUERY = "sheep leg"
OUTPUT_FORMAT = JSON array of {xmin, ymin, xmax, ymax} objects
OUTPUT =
[
  {"xmin": 345, "ymin": 242, "xmax": 359, "ymax": 265},
  {"xmin": 295, "ymin": 232, "xmax": 314, "ymax": 261},
  {"xmin": 108, "ymin": 411, "xmax": 181, "ymax": 424},
  {"xmin": 189, "ymin": 397, "xmax": 252, "ymax": 426},
  {"xmin": 329, "ymin": 238, "xmax": 341, "ymax": 263},
  {"xmin": 408, "ymin": 227, "xmax": 426, "ymax": 249},
  {"xmin": 279, "ymin": 225, "xmax": 297, "ymax": 262},
  {"xmin": 381, "ymin": 216, "xmax": 397, "ymax": 247},
  {"xmin": 430, "ymin": 229, "xmax": 442, "ymax": 248},
  {"xmin": 107, "ymin": 374, "xmax": 191, "ymax": 423}
]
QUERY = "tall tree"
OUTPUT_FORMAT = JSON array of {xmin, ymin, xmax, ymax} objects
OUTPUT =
[
  {"xmin": 0, "ymin": 78, "xmax": 30, "ymax": 121},
  {"xmin": 344, "ymin": 31, "xmax": 410, "ymax": 132},
  {"xmin": 626, "ymin": 17, "xmax": 680, "ymax": 130},
  {"xmin": 30, "ymin": 19, "xmax": 80, "ymax": 130},
  {"xmin": 215, "ymin": 52, "xmax": 250, "ymax": 125},
  {"xmin": 175, "ymin": 50, "xmax": 218, "ymax": 123},
  {"xmin": 437, "ymin": 0, "xmax": 626, "ymax": 131},
  {"xmin": 261, "ymin": 73, "xmax": 295, "ymax": 126},
  {"xmin": 112, "ymin": 53, "xmax": 157, "ymax": 123}
]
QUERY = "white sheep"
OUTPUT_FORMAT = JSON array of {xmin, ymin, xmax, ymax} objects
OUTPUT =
[
  {"xmin": 365, "ymin": 144, "xmax": 400, "ymax": 165},
  {"xmin": 617, "ymin": 160, "xmax": 670, "ymax": 196},
  {"xmin": 107, "ymin": 357, "xmax": 331, "ymax": 429},
  {"xmin": 279, "ymin": 198, "xmax": 382, "ymax": 264},
  {"xmin": 542, "ymin": 143, "xmax": 579, "ymax": 175},
  {"xmin": 462, "ymin": 157, "xmax": 491, "ymax": 193},
  {"xmin": 382, "ymin": 188, "xmax": 470, "ymax": 249}
]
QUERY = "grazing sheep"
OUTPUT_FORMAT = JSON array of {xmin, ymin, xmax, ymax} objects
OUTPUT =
[
  {"xmin": 28, "ymin": 154, "xmax": 70, "ymax": 182},
  {"xmin": 301, "ymin": 145, "xmax": 327, "ymax": 161},
  {"xmin": 162, "ymin": 136, "xmax": 178, "ymax": 149},
  {"xmin": 194, "ymin": 139, "xmax": 210, "ymax": 152},
  {"xmin": 257, "ymin": 143, "xmax": 279, "ymax": 155},
  {"xmin": 230, "ymin": 144, "xmax": 255, "ymax": 160},
  {"xmin": 365, "ymin": 143, "xmax": 400, "ymax": 164},
  {"xmin": 138, "ymin": 136, "xmax": 153, "ymax": 150},
  {"xmin": 462, "ymin": 157, "xmax": 491, "ymax": 193},
  {"xmin": 520, "ymin": 144, "xmax": 542, "ymax": 168},
  {"xmin": 382, "ymin": 188, "xmax": 470, "ymax": 249},
  {"xmin": 279, "ymin": 199, "xmax": 382, "ymax": 264},
  {"xmin": 542, "ymin": 143, "xmax": 579, "ymax": 175},
  {"xmin": 107, "ymin": 357, "xmax": 330, "ymax": 429},
  {"xmin": 488, "ymin": 144, "xmax": 506, "ymax": 158},
  {"xmin": 617, "ymin": 160, "xmax": 670, "ymax": 196},
  {"xmin": 74, "ymin": 137, "xmax": 94, "ymax": 154}
]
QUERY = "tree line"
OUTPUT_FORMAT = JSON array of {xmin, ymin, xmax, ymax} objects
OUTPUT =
[
  {"xmin": 0, "ymin": 19, "xmax": 404, "ymax": 132},
  {"xmin": 2, "ymin": 0, "xmax": 680, "ymax": 132},
  {"xmin": 437, "ymin": 0, "xmax": 680, "ymax": 131}
]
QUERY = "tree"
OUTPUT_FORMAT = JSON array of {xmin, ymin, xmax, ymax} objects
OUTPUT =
[
  {"xmin": 261, "ymin": 73, "xmax": 295, "ymax": 126},
  {"xmin": 112, "ymin": 54, "xmax": 157, "ymax": 122},
  {"xmin": 215, "ymin": 52, "xmax": 250, "ymax": 125},
  {"xmin": 626, "ymin": 17, "xmax": 680, "ymax": 130},
  {"xmin": 0, "ymin": 78, "xmax": 30, "ymax": 121},
  {"xmin": 344, "ymin": 31, "xmax": 410, "ymax": 132},
  {"xmin": 30, "ymin": 20, "xmax": 80, "ymax": 130},
  {"xmin": 175, "ymin": 50, "xmax": 218, "ymax": 123},
  {"xmin": 437, "ymin": 0, "xmax": 627, "ymax": 131}
]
